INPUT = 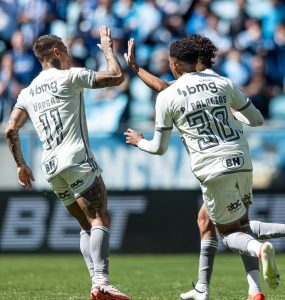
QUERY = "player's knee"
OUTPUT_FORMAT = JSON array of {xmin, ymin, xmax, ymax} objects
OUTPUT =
[
  {"xmin": 67, "ymin": 202, "xmax": 91, "ymax": 230},
  {"xmin": 75, "ymin": 213, "xmax": 91, "ymax": 231},
  {"xmin": 90, "ymin": 209, "xmax": 111, "ymax": 228},
  {"xmin": 100, "ymin": 209, "xmax": 111, "ymax": 226},
  {"xmin": 82, "ymin": 179, "xmax": 108, "ymax": 219}
]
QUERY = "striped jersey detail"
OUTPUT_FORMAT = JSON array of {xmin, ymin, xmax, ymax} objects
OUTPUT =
[{"xmin": 155, "ymin": 126, "xmax": 173, "ymax": 132}]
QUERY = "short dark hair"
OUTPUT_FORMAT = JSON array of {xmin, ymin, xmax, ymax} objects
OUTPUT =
[
  {"xmin": 33, "ymin": 35, "xmax": 63, "ymax": 62},
  {"xmin": 186, "ymin": 34, "xmax": 217, "ymax": 68},
  {"xmin": 169, "ymin": 38, "xmax": 200, "ymax": 65}
]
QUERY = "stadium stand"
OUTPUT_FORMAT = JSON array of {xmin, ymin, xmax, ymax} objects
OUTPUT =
[{"xmin": 0, "ymin": 0, "xmax": 285, "ymax": 132}]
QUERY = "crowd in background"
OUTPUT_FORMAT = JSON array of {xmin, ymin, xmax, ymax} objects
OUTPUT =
[{"xmin": 0, "ymin": 0, "xmax": 285, "ymax": 134}]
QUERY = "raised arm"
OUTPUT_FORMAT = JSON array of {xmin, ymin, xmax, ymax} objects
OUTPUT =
[
  {"xmin": 5, "ymin": 108, "xmax": 34, "ymax": 190},
  {"xmin": 124, "ymin": 38, "xmax": 173, "ymax": 92},
  {"xmin": 95, "ymin": 26, "xmax": 124, "ymax": 88}
]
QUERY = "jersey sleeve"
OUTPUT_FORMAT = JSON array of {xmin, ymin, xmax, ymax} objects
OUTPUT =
[
  {"xmin": 155, "ymin": 92, "xmax": 173, "ymax": 131},
  {"xmin": 68, "ymin": 67, "xmax": 96, "ymax": 89},
  {"xmin": 138, "ymin": 130, "xmax": 171, "ymax": 155},
  {"xmin": 227, "ymin": 79, "xmax": 251, "ymax": 111},
  {"xmin": 14, "ymin": 89, "xmax": 28, "ymax": 112},
  {"xmin": 234, "ymin": 103, "xmax": 264, "ymax": 127}
]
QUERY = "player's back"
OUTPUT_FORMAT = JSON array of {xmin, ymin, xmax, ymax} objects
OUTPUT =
[
  {"xmin": 15, "ymin": 67, "xmax": 94, "ymax": 179},
  {"xmin": 158, "ymin": 72, "xmax": 252, "ymax": 182}
]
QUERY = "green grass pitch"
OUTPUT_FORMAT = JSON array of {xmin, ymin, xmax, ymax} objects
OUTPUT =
[{"xmin": 0, "ymin": 253, "xmax": 285, "ymax": 300}]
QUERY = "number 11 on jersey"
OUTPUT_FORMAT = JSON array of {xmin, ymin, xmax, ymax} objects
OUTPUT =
[{"xmin": 39, "ymin": 108, "xmax": 64, "ymax": 150}]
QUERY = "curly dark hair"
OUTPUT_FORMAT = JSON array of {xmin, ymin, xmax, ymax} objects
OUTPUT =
[
  {"xmin": 185, "ymin": 34, "xmax": 217, "ymax": 68},
  {"xmin": 33, "ymin": 35, "xmax": 63, "ymax": 63},
  {"xmin": 169, "ymin": 38, "xmax": 200, "ymax": 65}
]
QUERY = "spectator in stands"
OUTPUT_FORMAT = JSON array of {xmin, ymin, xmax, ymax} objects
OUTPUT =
[
  {"xmin": 65, "ymin": 0, "xmax": 83, "ymax": 37},
  {"xmin": 0, "ymin": 54, "xmax": 22, "ymax": 126},
  {"xmin": 265, "ymin": 22, "xmax": 285, "ymax": 87},
  {"xmin": 234, "ymin": 19, "xmax": 267, "ymax": 55},
  {"xmin": 221, "ymin": 48, "xmax": 251, "ymax": 86},
  {"xmin": 130, "ymin": 0, "xmax": 163, "ymax": 44},
  {"xmin": 261, "ymin": 0, "xmax": 285, "ymax": 41},
  {"xmin": 78, "ymin": 0, "xmax": 122, "ymax": 56},
  {"xmin": 242, "ymin": 54, "xmax": 277, "ymax": 118},
  {"xmin": 51, "ymin": 0, "xmax": 70, "ymax": 21},
  {"xmin": 69, "ymin": 35, "xmax": 89, "ymax": 67},
  {"xmin": 185, "ymin": 2, "xmax": 209, "ymax": 34},
  {"xmin": 200, "ymin": 12, "xmax": 232, "ymax": 55},
  {"xmin": 113, "ymin": 0, "xmax": 141, "ymax": 47},
  {"xmin": 9, "ymin": 31, "xmax": 40, "ymax": 86},
  {"xmin": 0, "ymin": 0, "xmax": 18, "ymax": 44},
  {"xmin": 18, "ymin": 0, "xmax": 56, "ymax": 46},
  {"xmin": 228, "ymin": 0, "xmax": 250, "ymax": 38},
  {"xmin": 152, "ymin": 14, "xmax": 186, "ymax": 45},
  {"xmin": 156, "ymin": 0, "xmax": 191, "ymax": 16}
]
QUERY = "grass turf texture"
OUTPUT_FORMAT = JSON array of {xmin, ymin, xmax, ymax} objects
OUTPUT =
[{"xmin": 0, "ymin": 254, "xmax": 284, "ymax": 300}]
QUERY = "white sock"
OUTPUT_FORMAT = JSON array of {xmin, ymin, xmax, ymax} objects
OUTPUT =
[
  {"xmin": 90, "ymin": 226, "xmax": 110, "ymax": 285},
  {"xmin": 247, "ymin": 270, "xmax": 262, "ymax": 295},
  {"xmin": 80, "ymin": 230, "xmax": 94, "ymax": 279},
  {"xmin": 196, "ymin": 238, "xmax": 217, "ymax": 289},
  {"xmin": 195, "ymin": 282, "xmax": 208, "ymax": 292}
]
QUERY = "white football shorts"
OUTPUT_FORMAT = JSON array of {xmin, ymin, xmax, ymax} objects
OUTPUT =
[
  {"xmin": 200, "ymin": 172, "xmax": 253, "ymax": 225},
  {"xmin": 49, "ymin": 161, "xmax": 102, "ymax": 206}
]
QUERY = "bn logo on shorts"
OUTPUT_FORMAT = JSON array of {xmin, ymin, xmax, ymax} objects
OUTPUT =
[
  {"xmin": 44, "ymin": 157, "xmax": 58, "ymax": 175},
  {"xmin": 222, "ymin": 154, "xmax": 244, "ymax": 170}
]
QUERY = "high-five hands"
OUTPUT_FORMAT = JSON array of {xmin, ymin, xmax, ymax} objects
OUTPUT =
[
  {"xmin": 97, "ymin": 25, "xmax": 113, "ymax": 53},
  {"xmin": 124, "ymin": 38, "xmax": 139, "ymax": 72}
]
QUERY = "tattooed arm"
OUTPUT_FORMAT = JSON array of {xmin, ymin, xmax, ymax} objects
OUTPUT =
[
  {"xmin": 5, "ymin": 108, "xmax": 35, "ymax": 190},
  {"xmin": 95, "ymin": 26, "xmax": 124, "ymax": 88}
]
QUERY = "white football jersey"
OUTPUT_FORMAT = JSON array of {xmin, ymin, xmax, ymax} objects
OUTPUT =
[
  {"xmin": 15, "ymin": 67, "xmax": 100, "ymax": 180},
  {"xmin": 155, "ymin": 71, "xmax": 253, "ymax": 182}
]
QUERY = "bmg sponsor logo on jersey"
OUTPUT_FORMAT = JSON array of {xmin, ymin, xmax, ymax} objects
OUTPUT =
[
  {"xmin": 222, "ymin": 154, "xmax": 244, "ymax": 170},
  {"xmin": 30, "ymin": 81, "xmax": 58, "ymax": 97},
  {"xmin": 177, "ymin": 81, "xmax": 218, "ymax": 97}
]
